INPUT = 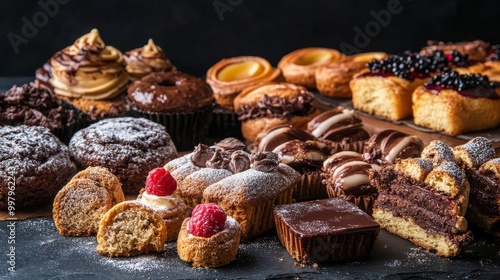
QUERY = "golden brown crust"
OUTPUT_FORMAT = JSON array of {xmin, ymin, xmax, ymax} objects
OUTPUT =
[
  {"xmin": 412, "ymin": 86, "xmax": 500, "ymax": 135},
  {"xmin": 53, "ymin": 178, "xmax": 113, "ymax": 237},
  {"xmin": 71, "ymin": 166, "xmax": 125, "ymax": 205},
  {"xmin": 350, "ymin": 73, "xmax": 427, "ymax": 121},
  {"xmin": 96, "ymin": 201, "xmax": 167, "ymax": 257},
  {"xmin": 420, "ymin": 40, "xmax": 491, "ymax": 62},
  {"xmin": 206, "ymin": 56, "xmax": 283, "ymax": 110},
  {"xmin": 177, "ymin": 217, "xmax": 241, "ymax": 267},
  {"xmin": 278, "ymin": 47, "xmax": 345, "ymax": 88},
  {"xmin": 316, "ymin": 52, "xmax": 387, "ymax": 98}
]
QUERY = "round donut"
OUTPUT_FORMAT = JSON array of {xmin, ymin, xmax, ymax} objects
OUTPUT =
[{"xmin": 127, "ymin": 71, "xmax": 213, "ymax": 113}]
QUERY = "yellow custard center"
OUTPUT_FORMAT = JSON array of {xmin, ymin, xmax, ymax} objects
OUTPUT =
[
  {"xmin": 294, "ymin": 50, "xmax": 333, "ymax": 66},
  {"xmin": 217, "ymin": 61, "xmax": 265, "ymax": 82},
  {"xmin": 352, "ymin": 52, "xmax": 386, "ymax": 62}
]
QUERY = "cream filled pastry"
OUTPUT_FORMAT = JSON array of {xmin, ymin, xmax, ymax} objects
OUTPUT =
[
  {"xmin": 124, "ymin": 39, "xmax": 176, "ymax": 81},
  {"xmin": 138, "ymin": 167, "xmax": 187, "ymax": 242},
  {"xmin": 50, "ymin": 29, "xmax": 129, "ymax": 100}
]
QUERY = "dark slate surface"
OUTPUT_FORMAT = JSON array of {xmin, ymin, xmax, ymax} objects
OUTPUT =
[{"xmin": 1, "ymin": 217, "xmax": 500, "ymax": 280}]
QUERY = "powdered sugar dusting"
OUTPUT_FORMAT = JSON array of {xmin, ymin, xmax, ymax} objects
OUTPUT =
[
  {"xmin": 454, "ymin": 137, "xmax": 495, "ymax": 168},
  {"xmin": 421, "ymin": 140, "xmax": 455, "ymax": 166}
]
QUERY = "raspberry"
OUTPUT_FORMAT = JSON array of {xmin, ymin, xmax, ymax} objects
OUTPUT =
[
  {"xmin": 189, "ymin": 203, "xmax": 227, "ymax": 238},
  {"xmin": 145, "ymin": 167, "xmax": 177, "ymax": 196}
]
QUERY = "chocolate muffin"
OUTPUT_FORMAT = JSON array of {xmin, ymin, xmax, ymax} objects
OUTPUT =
[
  {"xmin": 0, "ymin": 125, "xmax": 76, "ymax": 210},
  {"xmin": 0, "ymin": 82, "xmax": 80, "ymax": 143},
  {"xmin": 69, "ymin": 117, "xmax": 178, "ymax": 194},
  {"xmin": 127, "ymin": 71, "xmax": 214, "ymax": 151}
]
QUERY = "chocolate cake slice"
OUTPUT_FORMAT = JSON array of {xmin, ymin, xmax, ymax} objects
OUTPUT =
[
  {"xmin": 453, "ymin": 137, "xmax": 500, "ymax": 236},
  {"xmin": 371, "ymin": 147, "xmax": 472, "ymax": 257}
]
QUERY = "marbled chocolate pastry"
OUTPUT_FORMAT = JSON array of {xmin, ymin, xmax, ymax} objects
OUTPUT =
[
  {"xmin": 363, "ymin": 129, "xmax": 424, "ymax": 165},
  {"xmin": 307, "ymin": 107, "xmax": 370, "ymax": 153},
  {"xmin": 412, "ymin": 71, "xmax": 500, "ymax": 135},
  {"xmin": 53, "ymin": 166, "xmax": 124, "ymax": 236},
  {"xmin": 273, "ymin": 140, "xmax": 330, "ymax": 201},
  {"xmin": 316, "ymin": 52, "xmax": 387, "ymax": 98},
  {"xmin": 278, "ymin": 47, "xmax": 345, "ymax": 88},
  {"xmin": 322, "ymin": 151, "xmax": 380, "ymax": 214},
  {"xmin": 453, "ymin": 137, "xmax": 500, "ymax": 236},
  {"xmin": 420, "ymin": 40, "xmax": 491, "ymax": 62},
  {"xmin": 40, "ymin": 29, "xmax": 130, "ymax": 121},
  {"xmin": 371, "ymin": 142, "xmax": 472, "ymax": 257},
  {"xmin": 234, "ymin": 82, "xmax": 320, "ymax": 142},
  {"xmin": 253, "ymin": 124, "xmax": 315, "ymax": 153},
  {"xmin": 203, "ymin": 152, "xmax": 301, "ymax": 241},
  {"xmin": 124, "ymin": 39, "xmax": 176, "ymax": 81},
  {"xmin": 96, "ymin": 201, "xmax": 167, "ymax": 257},
  {"xmin": 206, "ymin": 56, "xmax": 283, "ymax": 110}
]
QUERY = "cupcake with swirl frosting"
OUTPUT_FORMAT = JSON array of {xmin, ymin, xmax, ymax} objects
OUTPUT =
[
  {"xmin": 37, "ymin": 29, "xmax": 130, "ymax": 123},
  {"xmin": 124, "ymin": 39, "xmax": 176, "ymax": 81}
]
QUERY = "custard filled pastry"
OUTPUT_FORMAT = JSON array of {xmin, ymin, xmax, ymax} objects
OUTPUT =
[
  {"xmin": 316, "ymin": 52, "xmax": 386, "ymax": 98},
  {"xmin": 206, "ymin": 56, "xmax": 282, "ymax": 110},
  {"xmin": 278, "ymin": 47, "xmax": 344, "ymax": 88}
]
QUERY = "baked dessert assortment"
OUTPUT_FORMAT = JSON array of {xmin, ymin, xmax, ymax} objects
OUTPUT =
[
  {"xmin": 123, "ymin": 39, "xmax": 176, "ymax": 81},
  {"xmin": 53, "ymin": 167, "xmax": 124, "ymax": 236},
  {"xmin": 36, "ymin": 29, "xmax": 130, "ymax": 123},
  {"xmin": 468, "ymin": 45, "xmax": 500, "ymax": 82},
  {"xmin": 322, "ymin": 151, "xmax": 380, "ymax": 214},
  {"xmin": 412, "ymin": 71, "xmax": 500, "ymax": 135},
  {"xmin": 0, "ymin": 82, "xmax": 80, "ymax": 143},
  {"xmin": 371, "ymin": 140, "xmax": 472, "ymax": 257},
  {"xmin": 137, "ymin": 167, "xmax": 187, "ymax": 242},
  {"xmin": 234, "ymin": 82, "xmax": 321, "ymax": 142},
  {"xmin": 69, "ymin": 117, "xmax": 178, "ymax": 194},
  {"xmin": 278, "ymin": 47, "xmax": 345, "ymax": 88},
  {"xmin": 96, "ymin": 201, "xmax": 167, "ymax": 257},
  {"xmin": 316, "ymin": 52, "xmax": 387, "ymax": 98},
  {"xmin": 0, "ymin": 125, "xmax": 76, "ymax": 210},
  {"xmin": 177, "ymin": 203, "xmax": 241, "ymax": 268},
  {"xmin": 452, "ymin": 137, "xmax": 500, "ymax": 237},
  {"xmin": 127, "ymin": 71, "xmax": 214, "ymax": 150},
  {"xmin": 420, "ymin": 40, "xmax": 491, "ymax": 62},
  {"xmin": 274, "ymin": 198, "xmax": 380, "ymax": 263}
]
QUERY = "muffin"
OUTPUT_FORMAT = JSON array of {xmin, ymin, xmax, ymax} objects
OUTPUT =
[
  {"xmin": 177, "ymin": 203, "xmax": 241, "ymax": 268},
  {"xmin": 36, "ymin": 28, "xmax": 130, "ymax": 123},
  {"xmin": 123, "ymin": 39, "xmax": 176, "ymax": 81},
  {"xmin": 127, "ymin": 71, "xmax": 214, "ymax": 151},
  {"xmin": 69, "ymin": 117, "xmax": 178, "ymax": 194},
  {"xmin": 0, "ymin": 125, "xmax": 76, "ymax": 210},
  {"xmin": 234, "ymin": 82, "xmax": 321, "ymax": 142},
  {"xmin": 0, "ymin": 82, "xmax": 80, "ymax": 144}
]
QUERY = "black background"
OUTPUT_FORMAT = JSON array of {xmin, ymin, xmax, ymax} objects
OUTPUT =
[{"xmin": 1, "ymin": 0, "xmax": 499, "ymax": 77}]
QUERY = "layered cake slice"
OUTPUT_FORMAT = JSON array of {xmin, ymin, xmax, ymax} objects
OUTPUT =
[
  {"xmin": 371, "ymin": 151, "xmax": 472, "ymax": 257},
  {"xmin": 453, "ymin": 137, "xmax": 500, "ymax": 236},
  {"xmin": 274, "ymin": 198, "xmax": 379, "ymax": 263}
]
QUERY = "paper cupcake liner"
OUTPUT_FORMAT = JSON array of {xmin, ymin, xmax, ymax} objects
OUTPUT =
[
  {"xmin": 293, "ymin": 171, "xmax": 328, "ymax": 202},
  {"xmin": 129, "ymin": 105, "xmax": 213, "ymax": 151},
  {"xmin": 275, "ymin": 215, "xmax": 378, "ymax": 263},
  {"xmin": 328, "ymin": 186, "xmax": 375, "ymax": 214},
  {"xmin": 208, "ymin": 104, "xmax": 242, "ymax": 138}
]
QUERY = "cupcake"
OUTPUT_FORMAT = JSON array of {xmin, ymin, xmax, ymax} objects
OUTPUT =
[
  {"xmin": 124, "ymin": 39, "xmax": 176, "ymax": 81},
  {"xmin": 127, "ymin": 71, "xmax": 214, "ymax": 151},
  {"xmin": 0, "ymin": 82, "xmax": 81, "ymax": 143},
  {"xmin": 37, "ymin": 29, "xmax": 130, "ymax": 123},
  {"xmin": 306, "ymin": 107, "xmax": 370, "ymax": 153},
  {"xmin": 137, "ymin": 167, "xmax": 188, "ymax": 242}
]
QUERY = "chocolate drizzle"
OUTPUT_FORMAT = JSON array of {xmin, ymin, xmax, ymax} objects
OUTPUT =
[{"xmin": 236, "ymin": 91, "xmax": 315, "ymax": 121}]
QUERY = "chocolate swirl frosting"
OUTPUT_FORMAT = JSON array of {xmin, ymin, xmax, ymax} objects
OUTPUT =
[
  {"xmin": 49, "ymin": 29, "xmax": 129, "ymax": 100},
  {"xmin": 215, "ymin": 137, "xmax": 246, "ymax": 154},
  {"xmin": 190, "ymin": 144, "xmax": 215, "ymax": 167},
  {"xmin": 124, "ymin": 39, "xmax": 176, "ymax": 80},
  {"xmin": 206, "ymin": 149, "xmax": 230, "ymax": 169},
  {"xmin": 236, "ymin": 91, "xmax": 315, "ymax": 121},
  {"xmin": 190, "ymin": 138, "xmax": 251, "ymax": 173},
  {"xmin": 250, "ymin": 152, "xmax": 279, "ymax": 172},
  {"xmin": 228, "ymin": 150, "xmax": 251, "ymax": 174}
]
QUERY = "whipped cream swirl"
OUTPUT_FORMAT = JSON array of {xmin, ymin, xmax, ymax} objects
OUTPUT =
[{"xmin": 140, "ymin": 191, "xmax": 182, "ymax": 211}]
